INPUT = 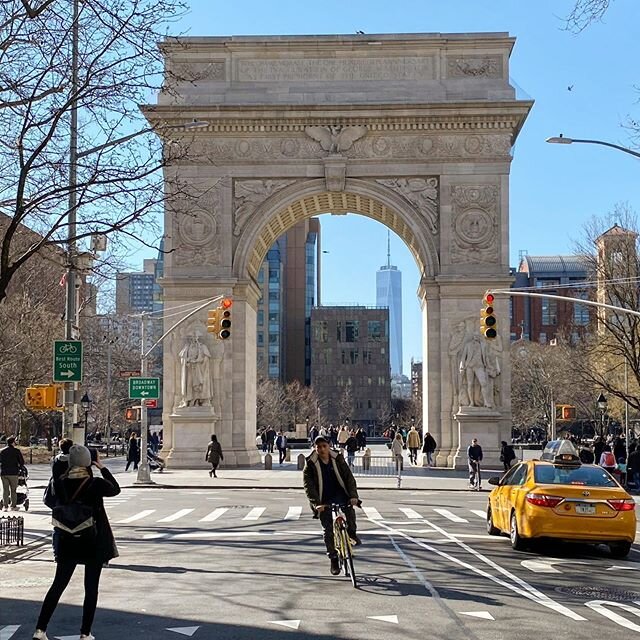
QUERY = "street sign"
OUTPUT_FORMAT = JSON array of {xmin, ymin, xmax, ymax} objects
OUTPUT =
[
  {"xmin": 129, "ymin": 377, "xmax": 160, "ymax": 400},
  {"xmin": 118, "ymin": 370, "xmax": 141, "ymax": 378},
  {"xmin": 53, "ymin": 340, "xmax": 83, "ymax": 382},
  {"xmin": 145, "ymin": 399, "xmax": 158, "ymax": 408}
]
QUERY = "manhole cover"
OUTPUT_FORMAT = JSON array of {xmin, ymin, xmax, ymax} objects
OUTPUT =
[{"xmin": 556, "ymin": 585, "xmax": 640, "ymax": 601}]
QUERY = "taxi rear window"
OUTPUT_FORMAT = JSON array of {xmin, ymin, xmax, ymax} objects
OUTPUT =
[{"xmin": 534, "ymin": 465, "xmax": 617, "ymax": 487}]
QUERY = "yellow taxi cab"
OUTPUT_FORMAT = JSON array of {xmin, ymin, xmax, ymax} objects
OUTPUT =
[{"xmin": 486, "ymin": 440, "xmax": 637, "ymax": 557}]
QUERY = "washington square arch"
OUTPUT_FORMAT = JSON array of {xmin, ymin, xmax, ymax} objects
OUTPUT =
[{"xmin": 142, "ymin": 33, "xmax": 532, "ymax": 469}]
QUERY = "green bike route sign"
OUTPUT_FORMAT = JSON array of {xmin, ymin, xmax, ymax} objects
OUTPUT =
[
  {"xmin": 129, "ymin": 377, "xmax": 160, "ymax": 399},
  {"xmin": 53, "ymin": 340, "xmax": 83, "ymax": 382}
]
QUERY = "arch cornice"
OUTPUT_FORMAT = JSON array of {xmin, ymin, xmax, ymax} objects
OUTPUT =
[{"xmin": 232, "ymin": 177, "xmax": 440, "ymax": 282}]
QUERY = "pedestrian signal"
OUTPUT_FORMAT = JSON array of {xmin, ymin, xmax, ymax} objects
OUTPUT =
[
  {"xmin": 25, "ymin": 384, "xmax": 63, "ymax": 410},
  {"xmin": 25, "ymin": 387, "xmax": 45, "ymax": 409},
  {"xmin": 556, "ymin": 404, "xmax": 577, "ymax": 421},
  {"xmin": 125, "ymin": 407, "xmax": 139, "ymax": 422},
  {"xmin": 207, "ymin": 309, "xmax": 219, "ymax": 335},
  {"xmin": 481, "ymin": 292, "xmax": 497, "ymax": 340}
]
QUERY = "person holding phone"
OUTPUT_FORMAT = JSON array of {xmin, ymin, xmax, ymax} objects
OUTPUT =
[{"xmin": 34, "ymin": 446, "xmax": 120, "ymax": 640}]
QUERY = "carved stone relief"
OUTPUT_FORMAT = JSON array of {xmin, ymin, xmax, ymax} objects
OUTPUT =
[
  {"xmin": 448, "ymin": 316, "xmax": 503, "ymax": 413},
  {"xmin": 305, "ymin": 125, "xmax": 367, "ymax": 154},
  {"xmin": 170, "ymin": 60, "xmax": 226, "ymax": 83},
  {"xmin": 233, "ymin": 179, "xmax": 297, "ymax": 236},
  {"xmin": 446, "ymin": 56, "xmax": 502, "ymax": 78},
  {"xmin": 450, "ymin": 185, "xmax": 499, "ymax": 264},
  {"xmin": 179, "ymin": 133, "xmax": 511, "ymax": 163},
  {"xmin": 172, "ymin": 179, "xmax": 224, "ymax": 266},
  {"xmin": 376, "ymin": 177, "xmax": 439, "ymax": 234}
]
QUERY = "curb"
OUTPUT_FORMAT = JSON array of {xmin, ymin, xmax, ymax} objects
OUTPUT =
[{"xmin": 115, "ymin": 484, "xmax": 487, "ymax": 492}]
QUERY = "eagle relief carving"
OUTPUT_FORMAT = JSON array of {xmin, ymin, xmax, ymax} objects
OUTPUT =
[{"xmin": 304, "ymin": 125, "xmax": 368, "ymax": 154}]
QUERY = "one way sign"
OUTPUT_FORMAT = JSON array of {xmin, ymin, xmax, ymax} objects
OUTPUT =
[{"xmin": 129, "ymin": 377, "xmax": 160, "ymax": 400}]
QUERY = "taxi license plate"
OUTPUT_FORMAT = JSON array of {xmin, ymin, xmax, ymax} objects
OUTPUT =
[{"xmin": 575, "ymin": 504, "xmax": 596, "ymax": 515}]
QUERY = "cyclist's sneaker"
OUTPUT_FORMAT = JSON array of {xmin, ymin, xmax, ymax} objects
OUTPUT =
[
  {"xmin": 330, "ymin": 556, "xmax": 340, "ymax": 575},
  {"xmin": 32, "ymin": 631, "xmax": 49, "ymax": 640},
  {"xmin": 349, "ymin": 533, "xmax": 362, "ymax": 546}
]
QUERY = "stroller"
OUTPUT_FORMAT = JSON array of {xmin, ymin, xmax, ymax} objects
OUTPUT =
[
  {"xmin": 0, "ymin": 465, "xmax": 29, "ymax": 511},
  {"xmin": 147, "ymin": 448, "xmax": 166, "ymax": 473}
]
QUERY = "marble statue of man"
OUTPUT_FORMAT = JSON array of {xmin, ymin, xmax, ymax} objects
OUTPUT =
[
  {"xmin": 178, "ymin": 334, "xmax": 213, "ymax": 407},
  {"xmin": 459, "ymin": 334, "xmax": 493, "ymax": 409}
]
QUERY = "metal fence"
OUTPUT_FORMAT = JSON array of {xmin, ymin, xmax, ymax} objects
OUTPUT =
[
  {"xmin": 350, "ymin": 454, "xmax": 403, "ymax": 487},
  {"xmin": 0, "ymin": 516, "xmax": 24, "ymax": 546}
]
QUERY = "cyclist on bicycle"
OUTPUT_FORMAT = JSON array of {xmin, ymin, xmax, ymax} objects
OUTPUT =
[
  {"xmin": 303, "ymin": 436, "xmax": 361, "ymax": 576},
  {"xmin": 467, "ymin": 438, "xmax": 483, "ymax": 489}
]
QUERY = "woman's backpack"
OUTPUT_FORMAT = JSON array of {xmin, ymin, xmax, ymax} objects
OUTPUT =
[
  {"xmin": 52, "ymin": 477, "xmax": 96, "ymax": 542},
  {"xmin": 603, "ymin": 451, "xmax": 616, "ymax": 468}
]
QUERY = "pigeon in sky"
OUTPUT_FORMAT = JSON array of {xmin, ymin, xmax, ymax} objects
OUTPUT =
[
  {"xmin": 356, "ymin": 30, "xmax": 365, "ymax": 34},
  {"xmin": 567, "ymin": 85, "xmax": 574, "ymax": 91}
]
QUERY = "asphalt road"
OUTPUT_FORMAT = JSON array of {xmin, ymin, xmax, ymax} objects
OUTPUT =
[{"xmin": 3, "ymin": 487, "xmax": 640, "ymax": 639}]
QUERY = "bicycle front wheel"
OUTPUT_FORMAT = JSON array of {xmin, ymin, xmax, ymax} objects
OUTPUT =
[{"xmin": 346, "ymin": 547, "xmax": 356, "ymax": 588}]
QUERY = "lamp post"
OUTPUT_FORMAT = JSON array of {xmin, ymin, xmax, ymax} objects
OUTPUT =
[
  {"xmin": 597, "ymin": 393, "xmax": 608, "ymax": 439},
  {"xmin": 546, "ymin": 135, "xmax": 640, "ymax": 160},
  {"xmin": 80, "ymin": 392, "xmax": 91, "ymax": 444}
]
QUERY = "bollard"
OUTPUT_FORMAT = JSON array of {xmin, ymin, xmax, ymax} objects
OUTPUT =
[
  {"xmin": 264, "ymin": 453, "xmax": 272, "ymax": 470},
  {"xmin": 285, "ymin": 448, "xmax": 291, "ymax": 462},
  {"xmin": 29, "ymin": 448, "xmax": 33, "ymax": 464},
  {"xmin": 363, "ymin": 448, "xmax": 371, "ymax": 471},
  {"xmin": 297, "ymin": 453, "xmax": 306, "ymax": 470}
]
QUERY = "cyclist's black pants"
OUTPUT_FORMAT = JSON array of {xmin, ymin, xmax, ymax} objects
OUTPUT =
[{"xmin": 319, "ymin": 506, "xmax": 357, "ymax": 557}]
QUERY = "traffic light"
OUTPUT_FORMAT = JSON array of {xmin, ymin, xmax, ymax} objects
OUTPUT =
[
  {"xmin": 207, "ymin": 308, "xmax": 220, "ymax": 334},
  {"xmin": 481, "ymin": 292, "xmax": 497, "ymax": 339},
  {"xmin": 125, "ymin": 407, "xmax": 140, "ymax": 422},
  {"xmin": 556, "ymin": 404, "xmax": 577, "ymax": 421},
  {"xmin": 219, "ymin": 298, "xmax": 232, "ymax": 340}
]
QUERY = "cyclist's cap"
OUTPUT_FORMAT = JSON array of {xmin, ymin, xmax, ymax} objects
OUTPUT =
[{"xmin": 314, "ymin": 436, "xmax": 330, "ymax": 445}]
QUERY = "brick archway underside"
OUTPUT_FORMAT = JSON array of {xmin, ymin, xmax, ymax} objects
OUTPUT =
[{"xmin": 247, "ymin": 191, "xmax": 424, "ymax": 281}]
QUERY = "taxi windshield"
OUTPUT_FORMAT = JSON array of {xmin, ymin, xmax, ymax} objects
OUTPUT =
[{"xmin": 534, "ymin": 465, "xmax": 617, "ymax": 487}]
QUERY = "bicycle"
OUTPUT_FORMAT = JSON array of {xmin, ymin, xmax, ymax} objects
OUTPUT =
[
  {"xmin": 469, "ymin": 460, "xmax": 481, "ymax": 491},
  {"xmin": 330, "ymin": 503, "xmax": 357, "ymax": 588}
]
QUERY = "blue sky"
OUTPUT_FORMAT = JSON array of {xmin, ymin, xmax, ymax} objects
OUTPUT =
[{"xmin": 133, "ymin": 0, "xmax": 640, "ymax": 374}]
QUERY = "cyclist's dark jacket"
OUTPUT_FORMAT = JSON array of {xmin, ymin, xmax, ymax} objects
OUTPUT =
[
  {"xmin": 467, "ymin": 444, "xmax": 483, "ymax": 462},
  {"xmin": 303, "ymin": 450, "xmax": 359, "ymax": 510}
]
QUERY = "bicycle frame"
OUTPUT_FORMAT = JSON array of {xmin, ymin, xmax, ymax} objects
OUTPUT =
[{"xmin": 330, "ymin": 504, "xmax": 356, "ymax": 588}]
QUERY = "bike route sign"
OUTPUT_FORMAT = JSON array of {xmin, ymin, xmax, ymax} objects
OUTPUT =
[
  {"xmin": 129, "ymin": 377, "xmax": 160, "ymax": 400},
  {"xmin": 53, "ymin": 340, "xmax": 83, "ymax": 382}
]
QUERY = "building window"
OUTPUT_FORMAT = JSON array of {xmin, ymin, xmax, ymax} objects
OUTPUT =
[
  {"xmin": 269, "ymin": 333, "xmax": 279, "ymax": 344},
  {"xmin": 269, "ymin": 355, "xmax": 278, "ymax": 365},
  {"xmin": 268, "ymin": 269, "xmax": 280, "ymax": 282},
  {"xmin": 257, "ymin": 332, "xmax": 264, "ymax": 346},
  {"xmin": 314, "ymin": 321, "xmax": 328, "ymax": 343},
  {"xmin": 378, "ymin": 376, "xmax": 385, "ymax": 385},
  {"xmin": 350, "ymin": 349, "xmax": 359, "ymax": 365},
  {"xmin": 268, "ymin": 312, "xmax": 278, "ymax": 323},
  {"xmin": 362, "ymin": 350, "xmax": 372, "ymax": 364},
  {"xmin": 257, "ymin": 310, "xmax": 264, "ymax": 326},
  {"xmin": 539, "ymin": 332, "xmax": 547, "ymax": 344},
  {"xmin": 541, "ymin": 298, "xmax": 557, "ymax": 325},
  {"xmin": 368, "ymin": 320, "xmax": 382, "ymax": 340},
  {"xmin": 368, "ymin": 400, "xmax": 372, "ymax": 409},
  {"xmin": 269, "ymin": 291, "xmax": 280, "ymax": 301},
  {"xmin": 574, "ymin": 291, "xmax": 590, "ymax": 326},
  {"xmin": 345, "ymin": 321, "xmax": 359, "ymax": 342}
]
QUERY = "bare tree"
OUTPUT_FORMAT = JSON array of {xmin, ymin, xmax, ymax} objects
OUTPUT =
[
  {"xmin": 0, "ymin": 0, "xmax": 192, "ymax": 303},
  {"xmin": 565, "ymin": 0, "xmax": 613, "ymax": 31}
]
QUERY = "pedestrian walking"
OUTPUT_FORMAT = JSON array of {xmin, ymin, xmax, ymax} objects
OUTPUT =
[
  {"xmin": 599, "ymin": 444, "xmax": 617, "ymax": 475},
  {"xmin": 266, "ymin": 426, "xmax": 276, "ymax": 453},
  {"xmin": 34, "ymin": 446, "xmax": 120, "ymax": 640},
  {"xmin": 356, "ymin": 427, "xmax": 367, "ymax": 451},
  {"xmin": 627, "ymin": 444, "xmax": 640, "ymax": 492},
  {"xmin": 579, "ymin": 445, "xmax": 595, "ymax": 465},
  {"xmin": 499, "ymin": 440, "xmax": 517, "ymax": 472},
  {"xmin": 124, "ymin": 433, "xmax": 139, "ymax": 471},
  {"xmin": 467, "ymin": 438, "xmax": 483, "ymax": 490},
  {"xmin": 309, "ymin": 425, "xmax": 319, "ymax": 446},
  {"xmin": 422, "ymin": 431, "xmax": 437, "ymax": 466},
  {"xmin": 406, "ymin": 426, "xmax": 421, "ymax": 465},
  {"xmin": 205, "ymin": 434, "xmax": 224, "ymax": 478},
  {"xmin": 0, "ymin": 436, "xmax": 25, "ymax": 511},
  {"xmin": 337, "ymin": 425, "xmax": 349, "ymax": 449},
  {"xmin": 52, "ymin": 439, "xmax": 73, "ymax": 481},
  {"xmin": 276, "ymin": 431, "xmax": 288, "ymax": 465},
  {"xmin": 391, "ymin": 432, "xmax": 404, "ymax": 471},
  {"xmin": 345, "ymin": 431, "xmax": 358, "ymax": 467}
]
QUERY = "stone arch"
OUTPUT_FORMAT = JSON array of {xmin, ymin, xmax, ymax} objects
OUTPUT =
[{"xmin": 233, "ymin": 178, "xmax": 440, "ymax": 284}]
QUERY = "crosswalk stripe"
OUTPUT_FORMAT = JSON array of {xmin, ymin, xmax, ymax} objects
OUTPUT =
[
  {"xmin": 243, "ymin": 507, "xmax": 266, "ymax": 521},
  {"xmin": 398, "ymin": 507, "xmax": 423, "ymax": 519},
  {"xmin": 0, "ymin": 624, "xmax": 21, "ymax": 639},
  {"xmin": 470, "ymin": 509, "xmax": 486, "ymax": 519},
  {"xmin": 116, "ymin": 510, "xmax": 155, "ymax": 524},
  {"xmin": 158, "ymin": 509, "xmax": 194, "ymax": 523},
  {"xmin": 284, "ymin": 506, "xmax": 302, "ymax": 520},
  {"xmin": 199, "ymin": 508, "xmax": 228, "ymax": 522},
  {"xmin": 363, "ymin": 506, "xmax": 383, "ymax": 520},
  {"xmin": 433, "ymin": 508, "xmax": 468, "ymax": 523}
]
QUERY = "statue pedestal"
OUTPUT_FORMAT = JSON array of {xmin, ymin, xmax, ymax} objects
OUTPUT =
[
  {"xmin": 164, "ymin": 406, "xmax": 218, "ymax": 469},
  {"xmin": 450, "ymin": 407, "xmax": 502, "ymax": 470}
]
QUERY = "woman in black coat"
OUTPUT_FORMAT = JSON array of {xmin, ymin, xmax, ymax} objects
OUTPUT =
[
  {"xmin": 35, "ymin": 445, "xmax": 120, "ymax": 640},
  {"xmin": 125, "ymin": 432, "xmax": 139, "ymax": 471}
]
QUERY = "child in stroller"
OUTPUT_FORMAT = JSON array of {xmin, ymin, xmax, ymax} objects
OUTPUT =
[
  {"xmin": 147, "ymin": 448, "xmax": 166, "ymax": 473},
  {"xmin": 0, "ymin": 465, "xmax": 29, "ymax": 511}
]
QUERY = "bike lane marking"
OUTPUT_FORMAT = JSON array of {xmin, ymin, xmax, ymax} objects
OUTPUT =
[
  {"xmin": 433, "ymin": 509, "xmax": 468, "ymax": 523},
  {"xmin": 368, "ymin": 517, "xmax": 586, "ymax": 621},
  {"xmin": 585, "ymin": 601, "xmax": 640, "ymax": 632},
  {"xmin": 157, "ymin": 509, "xmax": 195, "ymax": 523},
  {"xmin": 116, "ymin": 509, "xmax": 155, "ymax": 524},
  {"xmin": 199, "ymin": 508, "xmax": 228, "ymax": 522}
]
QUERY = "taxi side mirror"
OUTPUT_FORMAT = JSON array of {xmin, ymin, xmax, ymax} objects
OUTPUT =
[{"xmin": 488, "ymin": 476, "xmax": 501, "ymax": 486}]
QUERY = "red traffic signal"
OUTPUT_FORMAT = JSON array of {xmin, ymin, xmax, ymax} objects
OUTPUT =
[{"xmin": 481, "ymin": 292, "xmax": 497, "ymax": 339}]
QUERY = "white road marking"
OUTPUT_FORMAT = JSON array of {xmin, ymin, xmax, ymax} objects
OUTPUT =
[
  {"xmin": 143, "ymin": 533, "xmax": 167, "ymax": 540},
  {"xmin": 158, "ymin": 509, "xmax": 194, "ymax": 523},
  {"xmin": 399, "ymin": 507, "xmax": 423, "ymax": 519},
  {"xmin": 116, "ymin": 510, "xmax": 155, "ymax": 524},
  {"xmin": 243, "ymin": 507, "xmax": 265, "ymax": 521},
  {"xmin": 0, "ymin": 625, "xmax": 20, "ymax": 640},
  {"xmin": 521, "ymin": 558, "xmax": 589, "ymax": 574},
  {"xmin": 371, "ymin": 518, "xmax": 586, "ymax": 621},
  {"xmin": 607, "ymin": 565, "xmax": 640, "ymax": 571},
  {"xmin": 586, "ymin": 600, "xmax": 640, "ymax": 632},
  {"xmin": 368, "ymin": 615, "xmax": 398, "ymax": 624},
  {"xmin": 269, "ymin": 620, "xmax": 301, "ymax": 630},
  {"xmin": 470, "ymin": 510, "xmax": 486, "ymax": 519},
  {"xmin": 460, "ymin": 611, "xmax": 495, "ymax": 620},
  {"xmin": 167, "ymin": 626, "xmax": 201, "ymax": 636},
  {"xmin": 363, "ymin": 506, "xmax": 383, "ymax": 520},
  {"xmin": 433, "ymin": 508, "xmax": 468, "ymax": 523},
  {"xmin": 284, "ymin": 506, "xmax": 302, "ymax": 520},
  {"xmin": 200, "ymin": 508, "xmax": 228, "ymax": 522}
]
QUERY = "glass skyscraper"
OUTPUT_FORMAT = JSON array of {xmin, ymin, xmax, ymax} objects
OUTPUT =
[{"xmin": 376, "ymin": 234, "xmax": 403, "ymax": 377}]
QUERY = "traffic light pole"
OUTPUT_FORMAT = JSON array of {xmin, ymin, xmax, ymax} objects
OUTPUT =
[{"xmin": 135, "ymin": 313, "xmax": 152, "ymax": 484}]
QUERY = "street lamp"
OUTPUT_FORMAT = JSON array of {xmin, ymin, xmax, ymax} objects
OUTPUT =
[
  {"xmin": 546, "ymin": 135, "xmax": 640, "ymax": 160},
  {"xmin": 80, "ymin": 392, "xmax": 91, "ymax": 444},
  {"xmin": 596, "ymin": 393, "xmax": 608, "ymax": 438}
]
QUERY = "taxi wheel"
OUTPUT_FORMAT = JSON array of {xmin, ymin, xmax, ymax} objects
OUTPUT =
[
  {"xmin": 510, "ymin": 512, "xmax": 526, "ymax": 551},
  {"xmin": 609, "ymin": 541, "xmax": 632, "ymax": 558},
  {"xmin": 486, "ymin": 507, "xmax": 500, "ymax": 536}
]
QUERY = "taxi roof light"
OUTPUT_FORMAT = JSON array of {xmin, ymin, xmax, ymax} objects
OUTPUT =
[{"xmin": 540, "ymin": 439, "xmax": 582, "ymax": 465}]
